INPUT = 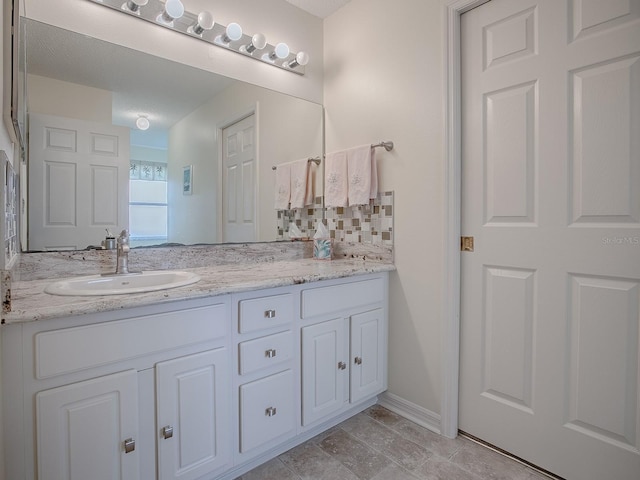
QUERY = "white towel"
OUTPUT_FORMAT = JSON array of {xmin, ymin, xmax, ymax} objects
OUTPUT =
[
  {"xmin": 347, "ymin": 145, "xmax": 377, "ymax": 206},
  {"xmin": 290, "ymin": 159, "xmax": 309, "ymax": 209},
  {"xmin": 324, "ymin": 150, "xmax": 348, "ymax": 208},
  {"xmin": 305, "ymin": 161, "xmax": 316, "ymax": 207},
  {"xmin": 274, "ymin": 163, "xmax": 291, "ymax": 210}
]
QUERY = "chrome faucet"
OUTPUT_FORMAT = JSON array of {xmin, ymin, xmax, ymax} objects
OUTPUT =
[{"xmin": 115, "ymin": 229, "xmax": 132, "ymax": 275}]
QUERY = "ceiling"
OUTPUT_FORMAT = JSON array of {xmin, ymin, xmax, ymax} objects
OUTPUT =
[{"xmin": 284, "ymin": 0, "xmax": 352, "ymax": 18}]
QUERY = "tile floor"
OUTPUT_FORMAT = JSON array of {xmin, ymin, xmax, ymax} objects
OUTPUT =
[{"xmin": 237, "ymin": 405, "xmax": 552, "ymax": 480}]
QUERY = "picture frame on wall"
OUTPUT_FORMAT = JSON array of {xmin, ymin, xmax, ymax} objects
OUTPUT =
[{"xmin": 183, "ymin": 165, "xmax": 193, "ymax": 195}]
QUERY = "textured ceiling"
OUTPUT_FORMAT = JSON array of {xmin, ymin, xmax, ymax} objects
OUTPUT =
[{"xmin": 284, "ymin": 0, "xmax": 352, "ymax": 18}]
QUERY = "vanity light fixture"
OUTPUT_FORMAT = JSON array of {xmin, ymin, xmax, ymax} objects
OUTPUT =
[
  {"xmin": 136, "ymin": 114, "xmax": 150, "ymax": 130},
  {"xmin": 87, "ymin": 0, "xmax": 308, "ymax": 75},
  {"xmin": 240, "ymin": 33, "xmax": 267, "ymax": 54},
  {"xmin": 188, "ymin": 10, "xmax": 214, "ymax": 36},
  {"xmin": 215, "ymin": 22, "xmax": 242, "ymax": 46},
  {"xmin": 287, "ymin": 51, "xmax": 309, "ymax": 69},
  {"xmin": 156, "ymin": 0, "xmax": 184, "ymax": 26},
  {"xmin": 123, "ymin": 0, "xmax": 148, "ymax": 14}
]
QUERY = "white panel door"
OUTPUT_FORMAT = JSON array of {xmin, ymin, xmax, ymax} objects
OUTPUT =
[
  {"xmin": 156, "ymin": 348, "xmax": 231, "ymax": 480},
  {"xmin": 36, "ymin": 369, "xmax": 139, "ymax": 480},
  {"xmin": 28, "ymin": 113, "xmax": 130, "ymax": 250},
  {"xmin": 302, "ymin": 317, "xmax": 348, "ymax": 426},
  {"xmin": 460, "ymin": 1, "xmax": 640, "ymax": 479},
  {"xmin": 222, "ymin": 114, "xmax": 257, "ymax": 243}
]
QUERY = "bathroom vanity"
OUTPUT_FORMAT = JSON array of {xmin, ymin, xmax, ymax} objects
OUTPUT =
[{"xmin": 2, "ymin": 260, "xmax": 392, "ymax": 480}]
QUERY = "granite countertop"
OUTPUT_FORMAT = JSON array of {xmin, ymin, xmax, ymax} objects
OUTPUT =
[{"xmin": 3, "ymin": 258, "xmax": 395, "ymax": 324}]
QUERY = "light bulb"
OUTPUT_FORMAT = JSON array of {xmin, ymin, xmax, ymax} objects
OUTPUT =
[
  {"xmin": 157, "ymin": 0, "xmax": 184, "ymax": 26},
  {"xmin": 123, "ymin": 0, "xmax": 148, "ymax": 13},
  {"xmin": 189, "ymin": 11, "xmax": 214, "ymax": 35},
  {"xmin": 270, "ymin": 42, "xmax": 290, "ymax": 60},
  {"xmin": 136, "ymin": 115, "xmax": 150, "ymax": 131},
  {"xmin": 224, "ymin": 22, "xmax": 243, "ymax": 42},
  {"xmin": 242, "ymin": 33, "xmax": 267, "ymax": 54},
  {"xmin": 287, "ymin": 51, "xmax": 309, "ymax": 68}
]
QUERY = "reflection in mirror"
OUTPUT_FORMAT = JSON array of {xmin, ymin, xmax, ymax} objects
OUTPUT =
[{"xmin": 23, "ymin": 19, "xmax": 323, "ymax": 252}]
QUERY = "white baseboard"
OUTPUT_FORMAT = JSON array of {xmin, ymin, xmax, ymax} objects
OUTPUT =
[{"xmin": 378, "ymin": 392, "xmax": 442, "ymax": 435}]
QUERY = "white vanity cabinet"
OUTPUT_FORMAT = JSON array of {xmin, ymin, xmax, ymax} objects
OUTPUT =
[{"xmin": 2, "ymin": 271, "xmax": 390, "ymax": 480}]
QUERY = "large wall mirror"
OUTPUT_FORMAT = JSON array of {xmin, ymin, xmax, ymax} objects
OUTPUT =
[{"xmin": 22, "ymin": 18, "xmax": 324, "ymax": 252}]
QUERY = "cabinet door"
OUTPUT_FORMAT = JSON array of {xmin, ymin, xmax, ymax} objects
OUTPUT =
[
  {"xmin": 350, "ymin": 308, "xmax": 386, "ymax": 403},
  {"xmin": 156, "ymin": 348, "xmax": 231, "ymax": 480},
  {"xmin": 36, "ymin": 369, "xmax": 139, "ymax": 480},
  {"xmin": 301, "ymin": 318, "xmax": 347, "ymax": 426}
]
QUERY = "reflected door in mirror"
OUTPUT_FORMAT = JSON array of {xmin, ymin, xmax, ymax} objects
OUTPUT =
[
  {"xmin": 222, "ymin": 114, "xmax": 256, "ymax": 242},
  {"xmin": 29, "ymin": 114, "xmax": 130, "ymax": 250}
]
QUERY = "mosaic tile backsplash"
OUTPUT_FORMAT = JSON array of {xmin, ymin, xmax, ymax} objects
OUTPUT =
[{"xmin": 277, "ymin": 192, "xmax": 393, "ymax": 247}]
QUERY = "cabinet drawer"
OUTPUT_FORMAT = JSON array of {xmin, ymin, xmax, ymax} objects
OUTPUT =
[
  {"xmin": 35, "ymin": 304, "xmax": 227, "ymax": 379},
  {"xmin": 238, "ymin": 293, "xmax": 293, "ymax": 333},
  {"xmin": 301, "ymin": 277, "xmax": 384, "ymax": 319},
  {"xmin": 239, "ymin": 370, "xmax": 295, "ymax": 453},
  {"xmin": 239, "ymin": 331, "xmax": 293, "ymax": 375}
]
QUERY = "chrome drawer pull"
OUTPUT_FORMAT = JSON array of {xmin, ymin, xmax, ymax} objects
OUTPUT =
[
  {"xmin": 265, "ymin": 348, "xmax": 277, "ymax": 358},
  {"xmin": 162, "ymin": 425, "xmax": 174, "ymax": 440},
  {"xmin": 354, "ymin": 356, "xmax": 362, "ymax": 365},
  {"xmin": 338, "ymin": 361, "xmax": 346, "ymax": 370},
  {"xmin": 123, "ymin": 438, "xmax": 136, "ymax": 454},
  {"xmin": 265, "ymin": 406, "xmax": 277, "ymax": 417},
  {"xmin": 264, "ymin": 309, "xmax": 276, "ymax": 318}
]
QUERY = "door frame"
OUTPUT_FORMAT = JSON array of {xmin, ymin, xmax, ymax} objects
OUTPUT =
[
  {"xmin": 216, "ymin": 103, "xmax": 259, "ymax": 243},
  {"xmin": 441, "ymin": 0, "xmax": 490, "ymax": 439}
]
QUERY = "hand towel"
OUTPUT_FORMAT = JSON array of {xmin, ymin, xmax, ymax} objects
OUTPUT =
[
  {"xmin": 324, "ymin": 150, "xmax": 348, "ymax": 208},
  {"xmin": 347, "ymin": 144, "xmax": 376, "ymax": 206},
  {"xmin": 304, "ymin": 161, "xmax": 316, "ymax": 207},
  {"xmin": 274, "ymin": 163, "xmax": 291, "ymax": 210},
  {"xmin": 290, "ymin": 158, "xmax": 309, "ymax": 209}
]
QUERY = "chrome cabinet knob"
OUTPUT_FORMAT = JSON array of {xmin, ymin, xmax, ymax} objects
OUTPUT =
[
  {"xmin": 265, "ymin": 348, "xmax": 277, "ymax": 358},
  {"xmin": 264, "ymin": 309, "xmax": 276, "ymax": 318},
  {"xmin": 338, "ymin": 361, "xmax": 346, "ymax": 370},
  {"xmin": 162, "ymin": 425, "xmax": 174, "ymax": 439},
  {"xmin": 123, "ymin": 438, "xmax": 136, "ymax": 454},
  {"xmin": 265, "ymin": 406, "xmax": 277, "ymax": 417},
  {"xmin": 354, "ymin": 356, "xmax": 362, "ymax": 365}
]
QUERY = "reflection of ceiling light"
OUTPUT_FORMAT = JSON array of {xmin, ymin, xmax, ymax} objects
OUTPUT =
[{"xmin": 136, "ymin": 115, "xmax": 150, "ymax": 130}]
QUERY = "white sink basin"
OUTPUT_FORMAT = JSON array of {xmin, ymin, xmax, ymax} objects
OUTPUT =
[{"xmin": 44, "ymin": 270, "xmax": 201, "ymax": 296}]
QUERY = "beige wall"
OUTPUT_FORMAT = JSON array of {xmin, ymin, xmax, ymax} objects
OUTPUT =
[
  {"xmin": 324, "ymin": 0, "xmax": 449, "ymax": 417},
  {"xmin": 27, "ymin": 74, "xmax": 112, "ymax": 122},
  {"xmin": 24, "ymin": 0, "xmax": 324, "ymax": 104}
]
